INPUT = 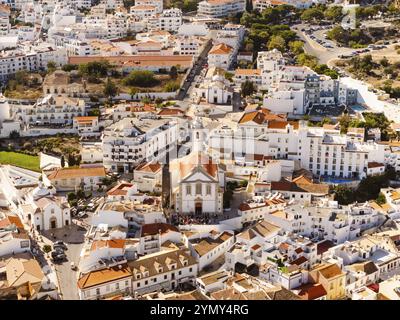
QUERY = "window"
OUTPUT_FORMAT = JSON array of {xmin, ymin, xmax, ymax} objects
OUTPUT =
[
  {"xmin": 116, "ymin": 283, "xmax": 119, "ymax": 290},
  {"xmin": 196, "ymin": 183, "xmax": 202, "ymax": 195},
  {"xmin": 186, "ymin": 185, "xmax": 191, "ymax": 195},
  {"xmin": 206, "ymin": 184, "xmax": 211, "ymax": 195},
  {"xmin": 96, "ymin": 288, "xmax": 100, "ymax": 296}
]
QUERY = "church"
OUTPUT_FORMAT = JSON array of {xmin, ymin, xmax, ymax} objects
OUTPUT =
[{"xmin": 170, "ymin": 118, "xmax": 225, "ymax": 216}]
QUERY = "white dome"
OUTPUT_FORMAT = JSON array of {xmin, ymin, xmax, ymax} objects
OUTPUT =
[{"xmin": 32, "ymin": 183, "xmax": 50, "ymax": 200}]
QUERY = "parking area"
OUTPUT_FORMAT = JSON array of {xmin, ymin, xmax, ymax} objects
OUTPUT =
[{"xmin": 39, "ymin": 224, "xmax": 87, "ymax": 300}]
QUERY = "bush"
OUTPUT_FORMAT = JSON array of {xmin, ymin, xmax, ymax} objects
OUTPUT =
[
  {"xmin": 124, "ymin": 70, "xmax": 160, "ymax": 87},
  {"xmin": 42, "ymin": 245, "xmax": 52, "ymax": 253},
  {"xmin": 164, "ymin": 81, "xmax": 180, "ymax": 92}
]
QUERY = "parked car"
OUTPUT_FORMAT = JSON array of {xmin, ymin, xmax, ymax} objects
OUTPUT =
[
  {"xmin": 54, "ymin": 241, "xmax": 67, "ymax": 250},
  {"xmin": 77, "ymin": 212, "xmax": 88, "ymax": 219}
]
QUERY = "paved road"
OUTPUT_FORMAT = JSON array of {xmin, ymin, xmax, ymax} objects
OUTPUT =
[
  {"xmin": 177, "ymin": 39, "xmax": 213, "ymax": 101},
  {"xmin": 54, "ymin": 241, "xmax": 84, "ymax": 300},
  {"xmin": 292, "ymin": 24, "xmax": 354, "ymax": 65}
]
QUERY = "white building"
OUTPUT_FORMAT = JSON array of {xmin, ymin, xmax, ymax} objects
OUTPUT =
[
  {"xmin": 102, "ymin": 117, "xmax": 178, "ymax": 173},
  {"xmin": 129, "ymin": 248, "xmax": 198, "ymax": 296},
  {"xmin": 170, "ymin": 151, "xmax": 225, "ymax": 216},
  {"xmin": 197, "ymin": 0, "xmax": 245, "ymax": 18}
]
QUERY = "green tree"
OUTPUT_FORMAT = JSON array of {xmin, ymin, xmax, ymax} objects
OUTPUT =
[
  {"xmin": 376, "ymin": 192, "xmax": 386, "ymax": 205},
  {"xmin": 14, "ymin": 70, "xmax": 28, "ymax": 86},
  {"xmin": 60, "ymin": 155, "xmax": 65, "ymax": 168},
  {"xmin": 241, "ymin": 80, "xmax": 256, "ymax": 97},
  {"xmin": 324, "ymin": 6, "xmax": 344, "ymax": 22},
  {"xmin": 301, "ymin": 7, "xmax": 324, "ymax": 23},
  {"xmin": 334, "ymin": 185, "xmax": 355, "ymax": 205},
  {"xmin": 169, "ymin": 66, "xmax": 178, "ymax": 80},
  {"xmin": 87, "ymin": 108, "xmax": 100, "ymax": 116},
  {"xmin": 268, "ymin": 35, "xmax": 286, "ymax": 52},
  {"xmin": 124, "ymin": 70, "xmax": 159, "ymax": 87},
  {"xmin": 224, "ymin": 72, "xmax": 234, "ymax": 82},
  {"xmin": 62, "ymin": 64, "xmax": 78, "ymax": 72},
  {"xmin": 380, "ymin": 57, "xmax": 389, "ymax": 67},
  {"xmin": 67, "ymin": 192, "xmax": 77, "ymax": 202},
  {"xmin": 289, "ymin": 40, "xmax": 304, "ymax": 55},
  {"xmin": 42, "ymin": 245, "xmax": 52, "ymax": 254},
  {"xmin": 103, "ymin": 78, "xmax": 118, "ymax": 101},
  {"xmin": 47, "ymin": 61, "xmax": 57, "ymax": 73}
]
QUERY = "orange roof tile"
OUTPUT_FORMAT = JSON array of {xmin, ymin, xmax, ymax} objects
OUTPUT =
[{"xmin": 77, "ymin": 264, "xmax": 131, "ymax": 289}]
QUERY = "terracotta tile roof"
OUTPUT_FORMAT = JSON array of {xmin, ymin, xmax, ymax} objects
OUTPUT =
[
  {"xmin": 235, "ymin": 69, "xmax": 261, "ymax": 76},
  {"xmin": 316, "ymin": 240, "xmax": 334, "ymax": 255},
  {"xmin": 141, "ymin": 223, "xmax": 179, "ymax": 237},
  {"xmin": 6, "ymin": 256, "xmax": 44, "ymax": 287},
  {"xmin": 294, "ymin": 248, "xmax": 303, "ymax": 254},
  {"xmin": 77, "ymin": 264, "xmax": 131, "ymax": 289},
  {"xmin": 289, "ymin": 256, "xmax": 307, "ymax": 266},
  {"xmin": 90, "ymin": 239, "xmax": 126, "ymax": 251},
  {"xmin": 47, "ymin": 166, "xmax": 106, "ymax": 180},
  {"xmin": 135, "ymin": 162, "xmax": 162, "ymax": 173},
  {"xmin": 209, "ymin": 43, "xmax": 232, "ymax": 55},
  {"xmin": 74, "ymin": 116, "xmax": 98, "ymax": 123},
  {"xmin": 68, "ymin": 55, "xmax": 193, "ymax": 69},
  {"xmin": 297, "ymin": 283, "xmax": 327, "ymax": 300},
  {"xmin": 268, "ymin": 120, "xmax": 299, "ymax": 130},
  {"xmin": 238, "ymin": 111, "xmax": 266, "ymax": 125},
  {"xmin": 316, "ymin": 264, "xmax": 344, "ymax": 279},
  {"xmin": 107, "ymin": 183, "xmax": 134, "ymax": 196},
  {"xmin": 271, "ymin": 179, "xmax": 329, "ymax": 195},
  {"xmin": 157, "ymin": 108, "xmax": 184, "ymax": 116},
  {"xmin": 171, "ymin": 151, "xmax": 218, "ymax": 180},
  {"xmin": 367, "ymin": 162, "xmax": 384, "ymax": 169},
  {"xmin": 129, "ymin": 249, "xmax": 196, "ymax": 279}
]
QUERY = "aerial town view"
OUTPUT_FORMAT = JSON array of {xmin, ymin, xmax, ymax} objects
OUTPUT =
[{"xmin": 2, "ymin": 0, "xmax": 400, "ymax": 304}]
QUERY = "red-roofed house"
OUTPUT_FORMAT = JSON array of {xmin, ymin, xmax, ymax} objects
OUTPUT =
[{"xmin": 139, "ymin": 223, "xmax": 181, "ymax": 254}]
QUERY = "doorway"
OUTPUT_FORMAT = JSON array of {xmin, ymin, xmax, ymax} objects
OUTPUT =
[
  {"xmin": 50, "ymin": 218, "xmax": 57, "ymax": 229},
  {"xmin": 195, "ymin": 202, "xmax": 202, "ymax": 216}
]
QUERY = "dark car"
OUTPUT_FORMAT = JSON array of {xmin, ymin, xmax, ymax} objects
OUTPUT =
[{"xmin": 54, "ymin": 241, "xmax": 67, "ymax": 250}]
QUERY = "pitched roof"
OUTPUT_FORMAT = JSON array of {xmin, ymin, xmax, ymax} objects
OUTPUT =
[
  {"xmin": 90, "ymin": 239, "xmax": 126, "ymax": 251},
  {"xmin": 135, "ymin": 162, "xmax": 161, "ymax": 173},
  {"xmin": 235, "ymin": 69, "xmax": 261, "ymax": 76},
  {"xmin": 77, "ymin": 264, "xmax": 131, "ymax": 289},
  {"xmin": 6, "ymin": 256, "xmax": 44, "ymax": 287},
  {"xmin": 107, "ymin": 183, "xmax": 134, "ymax": 196},
  {"xmin": 367, "ymin": 162, "xmax": 384, "ymax": 169},
  {"xmin": 209, "ymin": 43, "xmax": 232, "ymax": 55},
  {"xmin": 141, "ymin": 223, "xmax": 179, "ymax": 237},
  {"xmin": 47, "ymin": 166, "xmax": 106, "ymax": 180},
  {"xmin": 129, "ymin": 249, "xmax": 196, "ymax": 279},
  {"xmin": 297, "ymin": 283, "xmax": 327, "ymax": 300},
  {"xmin": 289, "ymin": 256, "xmax": 308, "ymax": 266},
  {"xmin": 315, "ymin": 264, "xmax": 344, "ymax": 279}
]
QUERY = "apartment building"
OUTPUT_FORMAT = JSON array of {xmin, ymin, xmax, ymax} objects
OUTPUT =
[
  {"xmin": 208, "ymin": 43, "xmax": 233, "ymax": 70},
  {"xmin": 135, "ymin": 0, "xmax": 163, "ymax": 13},
  {"xmin": 297, "ymin": 124, "xmax": 385, "ymax": 179},
  {"xmin": 148, "ymin": 9, "xmax": 182, "ymax": 33},
  {"xmin": 78, "ymin": 263, "xmax": 132, "ymax": 300},
  {"xmin": 102, "ymin": 117, "xmax": 178, "ymax": 173},
  {"xmin": 129, "ymin": 248, "xmax": 198, "ymax": 296},
  {"xmin": 20, "ymin": 95, "xmax": 86, "ymax": 127},
  {"xmin": 0, "ymin": 44, "xmax": 67, "ymax": 82},
  {"xmin": 197, "ymin": 0, "xmax": 246, "ymax": 18},
  {"xmin": 0, "ymin": 4, "xmax": 10, "ymax": 36}
]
